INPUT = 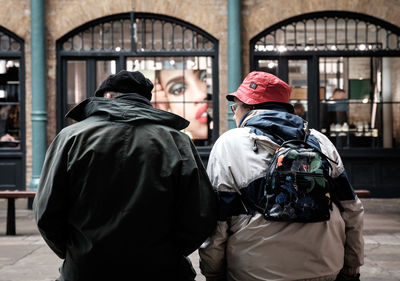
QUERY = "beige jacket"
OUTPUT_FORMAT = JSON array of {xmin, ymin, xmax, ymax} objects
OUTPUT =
[{"xmin": 199, "ymin": 110, "xmax": 364, "ymax": 281}]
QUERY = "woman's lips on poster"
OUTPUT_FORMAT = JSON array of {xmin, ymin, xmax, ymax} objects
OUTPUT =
[{"xmin": 195, "ymin": 104, "xmax": 208, "ymax": 124}]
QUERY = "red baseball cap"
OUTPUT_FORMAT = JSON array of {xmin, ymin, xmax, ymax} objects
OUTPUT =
[{"xmin": 227, "ymin": 71, "xmax": 292, "ymax": 105}]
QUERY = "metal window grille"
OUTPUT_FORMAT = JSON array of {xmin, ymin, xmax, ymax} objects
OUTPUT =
[
  {"xmin": 252, "ymin": 12, "xmax": 400, "ymax": 53},
  {"xmin": 0, "ymin": 31, "xmax": 21, "ymax": 52},
  {"xmin": 60, "ymin": 13, "xmax": 215, "ymax": 53}
]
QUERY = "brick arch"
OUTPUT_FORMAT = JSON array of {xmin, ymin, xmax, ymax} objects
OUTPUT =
[{"xmin": 48, "ymin": 1, "xmax": 222, "ymax": 41}]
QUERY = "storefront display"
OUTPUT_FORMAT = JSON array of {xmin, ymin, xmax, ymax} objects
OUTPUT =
[{"xmin": 251, "ymin": 11, "xmax": 400, "ymax": 195}]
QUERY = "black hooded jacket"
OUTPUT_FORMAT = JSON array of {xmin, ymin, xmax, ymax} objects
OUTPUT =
[{"xmin": 34, "ymin": 96, "xmax": 217, "ymax": 281}]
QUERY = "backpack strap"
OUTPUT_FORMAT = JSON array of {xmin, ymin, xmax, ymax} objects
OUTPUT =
[{"xmin": 279, "ymin": 139, "xmax": 339, "ymax": 166}]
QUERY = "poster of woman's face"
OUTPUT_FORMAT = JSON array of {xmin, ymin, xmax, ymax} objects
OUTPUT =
[
  {"xmin": 152, "ymin": 69, "xmax": 209, "ymax": 140},
  {"xmin": 127, "ymin": 57, "xmax": 213, "ymax": 142}
]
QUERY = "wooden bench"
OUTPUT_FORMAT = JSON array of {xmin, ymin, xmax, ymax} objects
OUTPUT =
[
  {"xmin": 355, "ymin": 189, "xmax": 371, "ymax": 198},
  {"xmin": 0, "ymin": 190, "xmax": 36, "ymax": 235}
]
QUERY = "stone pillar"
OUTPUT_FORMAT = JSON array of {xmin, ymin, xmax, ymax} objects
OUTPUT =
[
  {"xmin": 228, "ymin": 0, "xmax": 242, "ymax": 129},
  {"xmin": 29, "ymin": 0, "xmax": 47, "ymax": 190}
]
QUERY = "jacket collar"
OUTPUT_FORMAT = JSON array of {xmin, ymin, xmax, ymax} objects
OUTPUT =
[
  {"xmin": 66, "ymin": 97, "xmax": 189, "ymax": 131},
  {"xmin": 241, "ymin": 108, "xmax": 308, "ymax": 143}
]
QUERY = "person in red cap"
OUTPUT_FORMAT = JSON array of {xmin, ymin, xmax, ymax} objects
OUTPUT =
[{"xmin": 199, "ymin": 71, "xmax": 364, "ymax": 281}]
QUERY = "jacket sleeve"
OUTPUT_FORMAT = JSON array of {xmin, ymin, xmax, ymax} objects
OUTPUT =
[
  {"xmin": 199, "ymin": 135, "xmax": 235, "ymax": 281},
  {"xmin": 312, "ymin": 130, "xmax": 364, "ymax": 275},
  {"xmin": 332, "ymin": 170, "xmax": 364, "ymax": 276},
  {"xmin": 33, "ymin": 134, "xmax": 70, "ymax": 259},
  {"xmin": 173, "ymin": 137, "xmax": 218, "ymax": 257}
]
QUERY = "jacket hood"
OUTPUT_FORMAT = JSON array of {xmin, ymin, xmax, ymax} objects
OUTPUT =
[
  {"xmin": 242, "ymin": 109, "xmax": 308, "ymax": 144},
  {"xmin": 66, "ymin": 97, "xmax": 189, "ymax": 131}
]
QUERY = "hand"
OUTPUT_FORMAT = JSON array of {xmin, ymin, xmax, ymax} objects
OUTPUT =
[{"xmin": 0, "ymin": 133, "xmax": 15, "ymax": 142}]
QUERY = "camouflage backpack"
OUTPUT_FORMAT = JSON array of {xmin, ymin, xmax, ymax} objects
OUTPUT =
[{"xmin": 243, "ymin": 139, "xmax": 340, "ymax": 223}]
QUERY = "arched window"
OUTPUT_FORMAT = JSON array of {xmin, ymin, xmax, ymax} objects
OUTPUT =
[
  {"xmin": 251, "ymin": 11, "xmax": 400, "ymax": 53},
  {"xmin": 57, "ymin": 12, "xmax": 219, "ymax": 146},
  {"xmin": 250, "ymin": 11, "xmax": 400, "ymax": 150},
  {"xmin": 0, "ymin": 26, "xmax": 25, "ymax": 189}
]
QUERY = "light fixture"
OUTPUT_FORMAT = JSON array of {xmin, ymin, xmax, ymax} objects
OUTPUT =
[
  {"xmin": 115, "ymin": 46, "xmax": 121, "ymax": 52},
  {"xmin": 277, "ymin": 45, "xmax": 287, "ymax": 52},
  {"xmin": 266, "ymin": 45, "xmax": 274, "ymax": 51},
  {"xmin": 267, "ymin": 62, "xmax": 275, "ymax": 69},
  {"xmin": 358, "ymin": 44, "xmax": 366, "ymax": 50}
]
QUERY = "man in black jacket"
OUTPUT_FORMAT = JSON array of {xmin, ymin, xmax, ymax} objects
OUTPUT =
[{"xmin": 34, "ymin": 70, "xmax": 217, "ymax": 281}]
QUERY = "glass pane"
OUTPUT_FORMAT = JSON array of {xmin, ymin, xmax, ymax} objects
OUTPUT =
[
  {"xmin": 0, "ymin": 34, "xmax": 10, "ymax": 51},
  {"xmin": 0, "ymin": 59, "xmax": 20, "ymax": 102},
  {"xmin": 381, "ymin": 57, "xmax": 400, "ymax": 148},
  {"xmin": 173, "ymin": 25, "xmax": 183, "ymax": 50},
  {"xmin": 319, "ymin": 56, "xmax": 400, "ymax": 149},
  {"xmin": 144, "ymin": 19, "xmax": 153, "ymax": 51},
  {"xmin": 103, "ymin": 22, "xmax": 112, "ymax": 50},
  {"xmin": 0, "ymin": 104, "xmax": 20, "ymax": 148},
  {"xmin": 286, "ymin": 24, "xmax": 295, "ymax": 50},
  {"xmin": 326, "ymin": 18, "xmax": 336, "ymax": 50},
  {"xmin": 319, "ymin": 57, "xmax": 346, "ymax": 137},
  {"xmin": 288, "ymin": 60, "xmax": 308, "ymax": 120},
  {"xmin": 67, "ymin": 61, "xmax": 86, "ymax": 124},
  {"xmin": 388, "ymin": 33, "xmax": 397, "ymax": 50},
  {"xmin": 83, "ymin": 28, "xmax": 92, "ymax": 51},
  {"xmin": 96, "ymin": 60, "xmax": 116, "ymax": 88},
  {"xmin": 316, "ymin": 19, "xmax": 326, "ymax": 50},
  {"xmin": 10, "ymin": 39, "xmax": 20, "ymax": 51},
  {"xmin": 63, "ymin": 38, "xmax": 72, "ymax": 51},
  {"xmin": 123, "ymin": 19, "xmax": 131, "ymax": 51},
  {"xmin": 135, "ymin": 18, "xmax": 143, "ymax": 51},
  {"xmin": 357, "ymin": 21, "xmax": 367, "ymax": 48},
  {"xmin": 367, "ymin": 24, "xmax": 377, "ymax": 49},
  {"xmin": 337, "ymin": 19, "xmax": 346, "ymax": 50},
  {"xmin": 93, "ymin": 25, "xmax": 101, "ymax": 50},
  {"xmin": 126, "ymin": 56, "xmax": 213, "ymax": 145},
  {"xmin": 296, "ymin": 21, "xmax": 306, "ymax": 49},
  {"xmin": 378, "ymin": 28, "xmax": 387, "ymax": 49},
  {"xmin": 0, "ymin": 59, "xmax": 20, "ymax": 148},
  {"xmin": 163, "ymin": 23, "xmax": 173, "ymax": 50},
  {"xmin": 113, "ymin": 20, "xmax": 123, "ymax": 51},
  {"xmin": 204, "ymin": 38, "xmax": 214, "ymax": 50},
  {"xmin": 72, "ymin": 34, "xmax": 82, "ymax": 50},
  {"xmin": 347, "ymin": 20, "xmax": 356, "ymax": 50},
  {"xmin": 275, "ymin": 29, "xmax": 285, "ymax": 48},
  {"xmin": 305, "ymin": 20, "xmax": 315, "ymax": 50},
  {"xmin": 265, "ymin": 34, "xmax": 275, "ymax": 50},
  {"xmin": 153, "ymin": 20, "xmax": 163, "ymax": 51},
  {"xmin": 257, "ymin": 60, "xmax": 278, "ymax": 76},
  {"xmin": 184, "ymin": 28, "xmax": 193, "ymax": 50}
]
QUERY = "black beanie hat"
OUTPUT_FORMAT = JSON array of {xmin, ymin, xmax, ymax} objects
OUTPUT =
[{"xmin": 94, "ymin": 70, "xmax": 154, "ymax": 100}]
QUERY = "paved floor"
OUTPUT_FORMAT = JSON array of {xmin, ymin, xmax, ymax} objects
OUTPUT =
[{"xmin": 0, "ymin": 198, "xmax": 399, "ymax": 281}]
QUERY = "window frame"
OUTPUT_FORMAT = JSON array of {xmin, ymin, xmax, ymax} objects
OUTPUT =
[
  {"xmin": 250, "ymin": 11, "xmax": 400, "ymax": 149},
  {"xmin": 0, "ymin": 26, "xmax": 25, "ymax": 153},
  {"xmin": 56, "ymin": 12, "xmax": 219, "ymax": 145}
]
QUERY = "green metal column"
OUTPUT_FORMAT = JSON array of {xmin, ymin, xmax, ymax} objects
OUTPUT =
[
  {"xmin": 29, "ymin": 0, "xmax": 47, "ymax": 190},
  {"xmin": 228, "ymin": 0, "xmax": 242, "ymax": 129}
]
